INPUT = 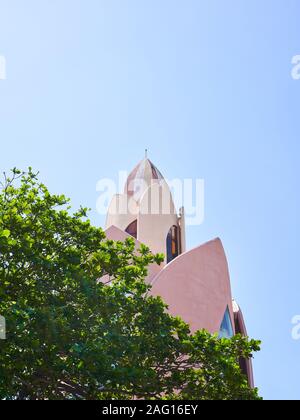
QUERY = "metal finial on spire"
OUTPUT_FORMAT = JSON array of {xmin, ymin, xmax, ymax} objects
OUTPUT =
[{"xmin": 145, "ymin": 149, "xmax": 148, "ymax": 159}]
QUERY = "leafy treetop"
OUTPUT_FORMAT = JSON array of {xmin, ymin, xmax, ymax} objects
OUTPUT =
[{"xmin": 0, "ymin": 169, "xmax": 261, "ymax": 400}]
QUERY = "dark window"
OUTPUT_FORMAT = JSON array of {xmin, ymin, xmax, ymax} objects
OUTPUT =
[
  {"xmin": 166, "ymin": 226, "xmax": 179, "ymax": 263},
  {"xmin": 125, "ymin": 220, "xmax": 137, "ymax": 239}
]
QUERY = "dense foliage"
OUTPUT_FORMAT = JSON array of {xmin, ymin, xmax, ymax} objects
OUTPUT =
[{"xmin": 0, "ymin": 169, "xmax": 261, "ymax": 400}]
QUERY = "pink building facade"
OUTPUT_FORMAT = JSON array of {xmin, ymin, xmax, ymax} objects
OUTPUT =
[{"xmin": 105, "ymin": 158, "xmax": 254, "ymax": 387}]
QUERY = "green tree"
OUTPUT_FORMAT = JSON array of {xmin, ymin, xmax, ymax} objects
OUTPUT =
[{"xmin": 0, "ymin": 169, "xmax": 261, "ymax": 400}]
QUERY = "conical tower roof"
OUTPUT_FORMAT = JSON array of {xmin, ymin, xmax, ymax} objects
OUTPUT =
[{"xmin": 125, "ymin": 158, "xmax": 164, "ymax": 200}]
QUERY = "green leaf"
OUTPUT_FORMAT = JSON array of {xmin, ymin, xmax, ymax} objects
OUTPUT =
[{"xmin": 0, "ymin": 229, "xmax": 10, "ymax": 238}]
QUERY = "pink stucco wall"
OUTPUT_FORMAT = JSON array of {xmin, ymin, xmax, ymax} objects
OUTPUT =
[{"xmin": 151, "ymin": 238, "xmax": 234, "ymax": 335}]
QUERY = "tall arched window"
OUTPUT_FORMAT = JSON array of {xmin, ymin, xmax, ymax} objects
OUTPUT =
[
  {"xmin": 166, "ymin": 226, "xmax": 179, "ymax": 263},
  {"xmin": 125, "ymin": 220, "xmax": 137, "ymax": 239}
]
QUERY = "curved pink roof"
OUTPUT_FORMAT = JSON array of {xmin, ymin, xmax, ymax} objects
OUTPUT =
[{"xmin": 151, "ymin": 238, "xmax": 234, "ymax": 334}]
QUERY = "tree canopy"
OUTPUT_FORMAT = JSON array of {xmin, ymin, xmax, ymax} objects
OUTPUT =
[{"xmin": 0, "ymin": 169, "xmax": 261, "ymax": 400}]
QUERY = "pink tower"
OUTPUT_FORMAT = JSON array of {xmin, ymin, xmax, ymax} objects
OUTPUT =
[{"xmin": 105, "ymin": 158, "xmax": 254, "ymax": 387}]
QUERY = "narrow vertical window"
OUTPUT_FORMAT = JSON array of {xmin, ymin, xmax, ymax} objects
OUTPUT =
[{"xmin": 166, "ymin": 226, "xmax": 179, "ymax": 263}]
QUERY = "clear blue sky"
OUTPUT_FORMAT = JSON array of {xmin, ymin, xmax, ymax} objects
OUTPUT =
[{"xmin": 0, "ymin": 0, "xmax": 299, "ymax": 400}]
